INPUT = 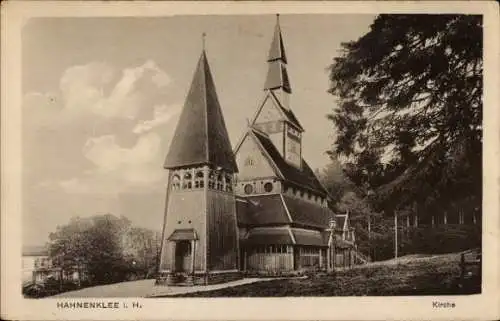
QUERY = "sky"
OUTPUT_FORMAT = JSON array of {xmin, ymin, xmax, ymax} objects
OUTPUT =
[{"xmin": 22, "ymin": 14, "xmax": 375, "ymax": 246}]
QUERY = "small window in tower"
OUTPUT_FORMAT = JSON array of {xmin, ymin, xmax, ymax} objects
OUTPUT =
[
  {"xmin": 183, "ymin": 172, "xmax": 192, "ymax": 189},
  {"xmin": 171, "ymin": 175, "xmax": 181, "ymax": 190},
  {"xmin": 264, "ymin": 182, "xmax": 273, "ymax": 193},
  {"xmin": 216, "ymin": 173, "xmax": 224, "ymax": 191},
  {"xmin": 194, "ymin": 170, "xmax": 204, "ymax": 189},
  {"xmin": 225, "ymin": 175, "xmax": 232, "ymax": 192},
  {"xmin": 244, "ymin": 184, "xmax": 253, "ymax": 195},
  {"xmin": 208, "ymin": 171, "xmax": 216, "ymax": 189}
]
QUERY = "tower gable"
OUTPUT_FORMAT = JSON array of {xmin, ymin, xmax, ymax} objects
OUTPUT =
[{"xmin": 253, "ymin": 93, "xmax": 285, "ymax": 126}]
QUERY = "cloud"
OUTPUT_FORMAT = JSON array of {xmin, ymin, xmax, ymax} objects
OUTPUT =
[
  {"xmin": 132, "ymin": 104, "xmax": 181, "ymax": 134},
  {"xmin": 24, "ymin": 60, "xmax": 176, "ymax": 196},
  {"xmin": 83, "ymin": 132, "xmax": 161, "ymax": 171}
]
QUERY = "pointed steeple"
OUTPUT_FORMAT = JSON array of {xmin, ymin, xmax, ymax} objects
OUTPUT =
[
  {"xmin": 264, "ymin": 14, "xmax": 291, "ymax": 94},
  {"xmin": 267, "ymin": 14, "xmax": 287, "ymax": 63},
  {"xmin": 164, "ymin": 48, "xmax": 238, "ymax": 173}
]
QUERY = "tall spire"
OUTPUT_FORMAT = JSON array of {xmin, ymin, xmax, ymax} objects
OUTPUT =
[
  {"xmin": 264, "ymin": 14, "xmax": 291, "ymax": 94},
  {"xmin": 164, "ymin": 49, "xmax": 238, "ymax": 173}
]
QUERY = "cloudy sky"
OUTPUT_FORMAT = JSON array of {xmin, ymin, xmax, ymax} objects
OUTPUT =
[{"xmin": 22, "ymin": 14, "xmax": 375, "ymax": 246}]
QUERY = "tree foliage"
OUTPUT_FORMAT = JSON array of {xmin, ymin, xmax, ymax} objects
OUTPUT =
[
  {"xmin": 48, "ymin": 214, "xmax": 160, "ymax": 284},
  {"xmin": 327, "ymin": 14, "xmax": 482, "ymax": 214}
]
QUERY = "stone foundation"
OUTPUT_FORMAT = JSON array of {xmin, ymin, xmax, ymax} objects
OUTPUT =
[{"xmin": 156, "ymin": 271, "xmax": 241, "ymax": 286}]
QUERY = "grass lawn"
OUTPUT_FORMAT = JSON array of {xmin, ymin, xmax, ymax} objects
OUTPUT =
[{"xmin": 172, "ymin": 252, "xmax": 481, "ymax": 297}]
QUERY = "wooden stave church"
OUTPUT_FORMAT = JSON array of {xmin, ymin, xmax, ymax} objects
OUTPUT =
[{"xmin": 157, "ymin": 15, "xmax": 356, "ymax": 286}]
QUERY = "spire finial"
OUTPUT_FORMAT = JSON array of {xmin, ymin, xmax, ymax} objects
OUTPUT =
[{"xmin": 202, "ymin": 32, "xmax": 206, "ymax": 51}]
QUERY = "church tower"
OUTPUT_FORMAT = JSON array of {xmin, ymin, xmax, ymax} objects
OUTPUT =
[
  {"xmin": 158, "ymin": 47, "xmax": 240, "ymax": 285},
  {"xmin": 247, "ymin": 14, "xmax": 304, "ymax": 170},
  {"xmin": 234, "ymin": 15, "xmax": 334, "ymax": 274}
]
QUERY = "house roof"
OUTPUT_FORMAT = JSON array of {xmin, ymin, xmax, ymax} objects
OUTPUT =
[
  {"xmin": 241, "ymin": 228, "xmax": 293, "ymax": 245},
  {"xmin": 167, "ymin": 228, "xmax": 198, "ymax": 241},
  {"xmin": 22, "ymin": 245, "xmax": 48, "ymax": 256},
  {"xmin": 291, "ymin": 228, "xmax": 328, "ymax": 247},
  {"xmin": 237, "ymin": 194, "xmax": 291, "ymax": 226},
  {"xmin": 241, "ymin": 227, "xmax": 328, "ymax": 247},
  {"xmin": 236, "ymin": 194, "xmax": 333, "ymax": 229},
  {"xmin": 251, "ymin": 129, "xmax": 327, "ymax": 196},
  {"xmin": 283, "ymin": 195, "xmax": 332, "ymax": 228},
  {"xmin": 163, "ymin": 50, "xmax": 238, "ymax": 173}
]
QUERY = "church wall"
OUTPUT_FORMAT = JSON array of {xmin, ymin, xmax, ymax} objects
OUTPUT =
[
  {"xmin": 160, "ymin": 189, "xmax": 207, "ymax": 272},
  {"xmin": 246, "ymin": 245, "xmax": 293, "ymax": 272},
  {"xmin": 206, "ymin": 190, "xmax": 239, "ymax": 271},
  {"xmin": 235, "ymin": 135, "xmax": 277, "ymax": 182},
  {"xmin": 283, "ymin": 184, "xmax": 325, "ymax": 206}
]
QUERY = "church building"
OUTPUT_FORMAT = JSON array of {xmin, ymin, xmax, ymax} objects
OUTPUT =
[{"xmin": 158, "ymin": 15, "xmax": 355, "ymax": 286}]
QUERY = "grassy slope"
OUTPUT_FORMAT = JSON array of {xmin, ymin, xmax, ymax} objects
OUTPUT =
[{"xmin": 172, "ymin": 252, "xmax": 481, "ymax": 297}]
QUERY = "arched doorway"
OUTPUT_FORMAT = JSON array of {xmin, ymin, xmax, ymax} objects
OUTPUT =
[{"xmin": 174, "ymin": 240, "xmax": 191, "ymax": 273}]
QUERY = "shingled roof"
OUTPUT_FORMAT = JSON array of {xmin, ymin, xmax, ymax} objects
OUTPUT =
[
  {"xmin": 264, "ymin": 15, "xmax": 291, "ymax": 94},
  {"xmin": 164, "ymin": 51, "xmax": 238, "ymax": 173},
  {"xmin": 236, "ymin": 194, "xmax": 333, "ymax": 229},
  {"xmin": 251, "ymin": 129, "xmax": 328, "ymax": 196},
  {"xmin": 237, "ymin": 194, "xmax": 291, "ymax": 226}
]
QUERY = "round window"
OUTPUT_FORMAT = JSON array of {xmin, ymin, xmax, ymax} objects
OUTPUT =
[
  {"xmin": 264, "ymin": 182, "xmax": 273, "ymax": 193},
  {"xmin": 244, "ymin": 184, "xmax": 253, "ymax": 195}
]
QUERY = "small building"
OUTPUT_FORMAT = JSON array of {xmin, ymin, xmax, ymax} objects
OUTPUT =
[
  {"xmin": 22, "ymin": 245, "xmax": 89, "ymax": 285},
  {"xmin": 22, "ymin": 245, "xmax": 58, "ymax": 285}
]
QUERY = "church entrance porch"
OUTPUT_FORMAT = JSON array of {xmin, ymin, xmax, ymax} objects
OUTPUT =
[{"xmin": 174, "ymin": 240, "xmax": 192, "ymax": 273}]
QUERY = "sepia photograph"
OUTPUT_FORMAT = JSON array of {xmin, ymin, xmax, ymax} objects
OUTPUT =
[{"xmin": 2, "ymin": 1, "xmax": 499, "ymax": 320}]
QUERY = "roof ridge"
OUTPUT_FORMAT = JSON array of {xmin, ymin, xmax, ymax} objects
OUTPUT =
[{"xmin": 202, "ymin": 51, "xmax": 210, "ymax": 164}]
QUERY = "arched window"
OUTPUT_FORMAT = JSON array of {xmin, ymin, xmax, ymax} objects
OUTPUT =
[
  {"xmin": 217, "ymin": 173, "xmax": 224, "ymax": 191},
  {"xmin": 208, "ymin": 171, "xmax": 216, "ymax": 189},
  {"xmin": 171, "ymin": 174, "xmax": 181, "ymax": 190},
  {"xmin": 225, "ymin": 175, "xmax": 232, "ymax": 192},
  {"xmin": 183, "ymin": 172, "xmax": 192, "ymax": 189},
  {"xmin": 194, "ymin": 170, "xmax": 204, "ymax": 189}
]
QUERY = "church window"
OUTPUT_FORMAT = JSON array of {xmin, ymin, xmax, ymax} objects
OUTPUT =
[
  {"xmin": 244, "ymin": 157, "xmax": 254, "ymax": 166},
  {"xmin": 171, "ymin": 174, "xmax": 181, "ymax": 190},
  {"xmin": 217, "ymin": 173, "xmax": 224, "ymax": 190},
  {"xmin": 194, "ymin": 170, "xmax": 204, "ymax": 189},
  {"xmin": 264, "ymin": 182, "xmax": 273, "ymax": 193},
  {"xmin": 300, "ymin": 190, "xmax": 304, "ymax": 197},
  {"xmin": 208, "ymin": 171, "xmax": 216, "ymax": 189},
  {"xmin": 244, "ymin": 184, "xmax": 253, "ymax": 195},
  {"xmin": 183, "ymin": 172, "xmax": 192, "ymax": 189},
  {"xmin": 225, "ymin": 175, "xmax": 232, "ymax": 192}
]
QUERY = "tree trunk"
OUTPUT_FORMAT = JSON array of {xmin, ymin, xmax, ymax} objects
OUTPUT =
[{"xmin": 394, "ymin": 211, "xmax": 398, "ymax": 259}]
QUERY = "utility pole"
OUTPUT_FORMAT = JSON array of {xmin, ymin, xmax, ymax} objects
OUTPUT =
[{"xmin": 394, "ymin": 211, "xmax": 398, "ymax": 259}]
